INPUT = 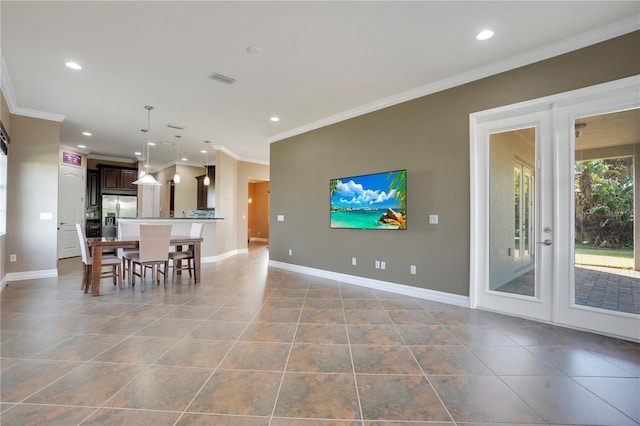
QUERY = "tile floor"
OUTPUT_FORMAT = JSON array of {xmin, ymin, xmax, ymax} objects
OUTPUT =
[{"xmin": 1, "ymin": 243, "xmax": 639, "ymax": 425}]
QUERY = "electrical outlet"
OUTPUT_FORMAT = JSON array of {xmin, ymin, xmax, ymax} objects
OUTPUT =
[
  {"xmin": 380, "ymin": 261, "xmax": 386, "ymax": 270},
  {"xmin": 410, "ymin": 265, "xmax": 417, "ymax": 275},
  {"xmin": 375, "ymin": 260, "xmax": 380, "ymax": 269},
  {"xmin": 352, "ymin": 257, "xmax": 357, "ymax": 266},
  {"xmin": 9, "ymin": 254, "xmax": 17, "ymax": 262},
  {"xmin": 288, "ymin": 249, "xmax": 293, "ymax": 256}
]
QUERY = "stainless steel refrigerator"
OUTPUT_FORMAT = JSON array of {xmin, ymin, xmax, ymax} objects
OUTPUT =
[{"xmin": 102, "ymin": 195, "xmax": 137, "ymax": 237}]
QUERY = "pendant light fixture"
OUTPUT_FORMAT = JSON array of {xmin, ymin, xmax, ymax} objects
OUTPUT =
[
  {"xmin": 133, "ymin": 105, "xmax": 161, "ymax": 186},
  {"xmin": 138, "ymin": 130, "xmax": 148, "ymax": 178},
  {"xmin": 173, "ymin": 135, "xmax": 181, "ymax": 184},
  {"xmin": 203, "ymin": 141, "xmax": 211, "ymax": 186}
]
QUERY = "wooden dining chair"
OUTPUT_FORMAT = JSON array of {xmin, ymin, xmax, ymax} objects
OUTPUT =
[
  {"xmin": 76, "ymin": 223, "xmax": 122, "ymax": 293},
  {"xmin": 169, "ymin": 222, "xmax": 204, "ymax": 283},
  {"xmin": 117, "ymin": 222, "xmax": 140, "ymax": 283},
  {"xmin": 128, "ymin": 224, "xmax": 172, "ymax": 290}
]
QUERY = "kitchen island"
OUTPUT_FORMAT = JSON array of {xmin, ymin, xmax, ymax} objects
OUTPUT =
[{"xmin": 118, "ymin": 217, "xmax": 227, "ymax": 263}]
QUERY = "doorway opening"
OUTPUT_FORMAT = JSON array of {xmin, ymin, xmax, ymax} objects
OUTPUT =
[{"xmin": 248, "ymin": 180, "xmax": 270, "ymax": 244}]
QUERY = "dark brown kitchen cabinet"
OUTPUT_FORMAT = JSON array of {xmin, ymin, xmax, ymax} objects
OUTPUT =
[
  {"xmin": 100, "ymin": 167, "xmax": 137, "ymax": 194},
  {"xmin": 87, "ymin": 170, "xmax": 100, "ymax": 208},
  {"xmin": 121, "ymin": 169, "xmax": 137, "ymax": 190},
  {"xmin": 196, "ymin": 175, "xmax": 208, "ymax": 209},
  {"xmin": 196, "ymin": 166, "xmax": 214, "ymax": 209}
]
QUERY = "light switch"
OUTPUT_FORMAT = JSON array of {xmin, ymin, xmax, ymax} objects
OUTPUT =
[
  {"xmin": 277, "ymin": 215, "xmax": 285, "ymax": 222},
  {"xmin": 40, "ymin": 212, "xmax": 53, "ymax": 220},
  {"xmin": 428, "ymin": 214, "xmax": 438, "ymax": 225}
]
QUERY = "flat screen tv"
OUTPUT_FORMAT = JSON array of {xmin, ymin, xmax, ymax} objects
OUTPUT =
[{"xmin": 330, "ymin": 169, "xmax": 406, "ymax": 230}]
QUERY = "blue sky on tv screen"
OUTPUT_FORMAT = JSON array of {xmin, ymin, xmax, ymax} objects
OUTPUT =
[{"xmin": 331, "ymin": 170, "xmax": 403, "ymax": 210}]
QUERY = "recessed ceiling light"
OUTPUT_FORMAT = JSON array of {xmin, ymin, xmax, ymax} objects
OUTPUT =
[
  {"xmin": 134, "ymin": 151, "xmax": 142, "ymax": 156},
  {"xmin": 181, "ymin": 157, "xmax": 188, "ymax": 161},
  {"xmin": 476, "ymin": 30, "xmax": 494, "ymax": 41},
  {"xmin": 65, "ymin": 61, "xmax": 82, "ymax": 70},
  {"xmin": 77, "ymin": 145, "xmax": 86, "ymax": 149},
  {"xmin": 82, "ymin": 131, "xmax": 92, "ymax": 136},
  {"xmin": 270, "ymin": 116, "xmax": 280, "ymax": 122},
  {"xmin": 148, "ymin": 142, "xmax": 156, "ymax": 146},
  {"xmin": 200, "ymin": 150, "xmax": 207, "ymax": 154}
]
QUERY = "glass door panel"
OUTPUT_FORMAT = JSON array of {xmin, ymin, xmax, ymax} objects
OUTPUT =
[
  {"xmin": 573, "ymin": 109, "xmax": 639, "ymax": 315},
  {"xmin": 489, "ymin": 128, "xmax": 536, "ymax": 297}
]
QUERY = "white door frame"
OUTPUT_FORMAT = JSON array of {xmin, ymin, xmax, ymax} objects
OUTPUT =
[{"xmin": 470, "ymin": 75, "xmax": 640, "ymax": 341}]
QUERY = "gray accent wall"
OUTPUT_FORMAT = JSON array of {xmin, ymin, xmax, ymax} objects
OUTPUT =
[{"xmin": 269, "ymin": 31, "xmax": 640, "ymax": 297}]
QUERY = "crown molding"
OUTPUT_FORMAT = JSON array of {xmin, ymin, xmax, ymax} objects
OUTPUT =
[
  {"xmin": 209, "ymin": 144, "xmax": 269, "ymax": 165},
  {"xmin": 1, "ymin": 51, "xmax": 65, "ymax": 123},
  {"xmin": 268, "ymin": 15, "xmax": 640, "ymax": 144},
  {"xmin": 86, "ymin": 153, "xmax": 138, "ymax": 164},
  {"xmin": 11, "ymin": 106, "xmax": 65, "ymax": 123},
  {"xmin": 59, "ymin": 144, "xmax": 90, "ymax": 156},
  {"xmin": 0, "ymin": 52, "xmax": 18, "ymax": 113}
]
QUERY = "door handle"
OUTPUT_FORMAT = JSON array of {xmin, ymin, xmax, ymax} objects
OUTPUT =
[
  {"xmin": 59, "ymin": 222, "xmax": 67, "ymax": 225},
  {"xmin": 537, "ymin": 239, "xmax": 552, "ymax": 246}
]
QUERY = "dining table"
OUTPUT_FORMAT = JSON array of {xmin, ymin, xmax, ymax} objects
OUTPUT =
[{"xmin": 86, "ymin": 235, "xmax": 203, "ymax": 296}]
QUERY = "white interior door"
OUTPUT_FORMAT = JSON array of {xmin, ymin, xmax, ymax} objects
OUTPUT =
[
  {"xmin": 472, "ymin": 76, "xmax": 640, "ymax": 342},
  {"xmin": 57, "ymin": 162, "xmax": 85, "ymax": 259}
]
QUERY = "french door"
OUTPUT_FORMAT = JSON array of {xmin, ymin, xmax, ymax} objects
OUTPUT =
[
  {"xmin": 471, "ymin": 109, "xmax": 554, "ymax": 322},
  {"xmin": 471, "ymin": 76, "xmax": 640, "ymax": 341}
]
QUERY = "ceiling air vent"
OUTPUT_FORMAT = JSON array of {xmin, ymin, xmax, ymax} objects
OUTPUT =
[
  {"xmin": 167, "ymin": 124, "xmax": 186, "ymax": 130},
  {"xmin": 208, "ymin": 72, "xmax": 236, "ymax": 85}
]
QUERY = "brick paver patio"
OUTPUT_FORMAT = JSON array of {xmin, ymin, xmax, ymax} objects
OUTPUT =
[{"xmin": 495, "ymin": 265, "xmax": 640, "ymax": 315}]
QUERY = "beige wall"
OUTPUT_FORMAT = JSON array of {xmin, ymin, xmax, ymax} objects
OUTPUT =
[
  {"xmin": 6, "ymin": 114, "xmax": 60, "ymax": 275},
  {"xmin": 175, "ymin": 164, "xmax": 207, "ymax": 216},
  {"xmin": 149, "ymin": 163, "xmax": 214, "ymax": 217},
  {"xmin": 270, "ymin": 31, "xmax": 640, "ymax": 297},
  {"xmin": 214, "ymin": 151, "xmax": 238, "ymax": 253}
]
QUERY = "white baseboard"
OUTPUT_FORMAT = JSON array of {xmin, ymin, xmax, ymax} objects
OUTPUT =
[
  {"xmin": 201, "ymin": 248, "xmax": 248, "ymax": 264},
  {"xmin": 268, "ymin": 260, "xmax": 469, "ymax": 308},
  {"xmin": 5, "ymin": 269, "xmax": 58, "ymax": 282}
]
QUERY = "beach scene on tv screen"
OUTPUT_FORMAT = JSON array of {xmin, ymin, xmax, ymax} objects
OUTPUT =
[{"xmin": 330, "ymin": 169, "xmax": 406, "ymax": 230}]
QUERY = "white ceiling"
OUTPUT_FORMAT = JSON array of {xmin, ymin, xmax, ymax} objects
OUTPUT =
[{"xmin": 1, "ymin": 1, "xmax": 638, "ymax": 170}]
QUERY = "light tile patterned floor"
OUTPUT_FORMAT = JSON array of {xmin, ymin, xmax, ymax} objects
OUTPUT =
[{"xmin": 1, "ymin": 243, "xmax": 639, "ymax": 425}]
